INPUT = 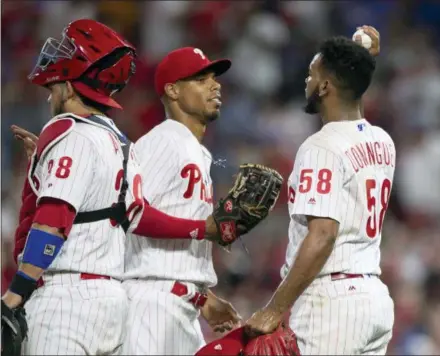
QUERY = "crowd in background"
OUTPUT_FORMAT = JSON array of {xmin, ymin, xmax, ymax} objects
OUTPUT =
[{"xmin": 2, "ymin": 1, "xmax": 440, "ymax": 354}]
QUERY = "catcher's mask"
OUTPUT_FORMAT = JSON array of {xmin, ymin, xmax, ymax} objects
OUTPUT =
[{"xmin": 29, "ymin": 19, "xmax": 136, "ymax": 110}]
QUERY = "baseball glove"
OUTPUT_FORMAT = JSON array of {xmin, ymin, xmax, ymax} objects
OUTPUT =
[
  {"xmin": 212, "ymin": 164, "xmax": 283, "ymax": 246},
  {"xmin": 1, "ymin": 300, "xmax": 28, "ymax": 356},
  {"xmin": 245, "ymin": 325, "xmax": 301, "ymax": 356}
]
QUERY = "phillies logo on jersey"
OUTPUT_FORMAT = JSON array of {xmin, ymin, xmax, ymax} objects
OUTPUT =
[
  {"xmin": 181, "ymin": 163, "xmax": 213, "ymax": 204},
  {"xmin": 219, "ymin": 221, "xmax": 236, "ymax": 242}
]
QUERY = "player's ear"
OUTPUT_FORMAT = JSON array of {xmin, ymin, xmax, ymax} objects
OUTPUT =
[
  {"xmin": 318, "ymin": 80, "xmax": 330, "ymax": 97},
  {"xmin": 164, "ymin": 83, "xmax": 179, "ymax": 100}
]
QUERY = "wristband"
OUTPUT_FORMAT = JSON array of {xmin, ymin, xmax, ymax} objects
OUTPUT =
[{"xmin": 9, "ymin": 271, "xmax": 38, "ymax": 303}]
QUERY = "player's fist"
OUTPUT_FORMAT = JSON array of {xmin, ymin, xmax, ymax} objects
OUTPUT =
[
  {"xmin": 354, "ymin": 25, "xmax": 380, "ymax": 57},
  {"xmin": 11, "ymin": 125, "xmax": 38, "ymax": 161},
  {"xmin": 245, "ymin": 306, "xmax": 283, "ymax": 338}
]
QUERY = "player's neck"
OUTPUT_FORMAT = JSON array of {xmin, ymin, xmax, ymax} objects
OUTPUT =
[
  {"xmin": 67, "ymin": 102, "xmax": 105, "ymax": 118},
  {"xmin": 321, "ymin": 102, "xmax": 362, "ymax": 124},
  {"xmin": 168, "ymin": 112, "xmax": 206, "ymax": 142},
  {"xmin": 181, "ymin": 116, "xmax": 206, "ymax": 142}
]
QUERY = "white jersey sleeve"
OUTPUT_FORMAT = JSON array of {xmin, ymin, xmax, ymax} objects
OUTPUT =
[
  {"xmin": 291, "ymin": 145, "xmax": 345, "ymax": 223},
  {"xmin": 37, "ymin": 131, "xmax": 95, "ymax": 212}
]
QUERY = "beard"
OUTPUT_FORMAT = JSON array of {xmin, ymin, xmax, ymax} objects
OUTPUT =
[
  {"xmin": 204, "ymin": 108, "xmax": 220, "ymax": 123},
  {"xmin": 303, "ymin": 86, "xmax": 321, "ymax": 115}
]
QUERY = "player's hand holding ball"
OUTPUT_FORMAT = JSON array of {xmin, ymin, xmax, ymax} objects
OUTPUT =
[{"xmin": 352, "ymin": 25, "xmax": 380, "ymax": 57}]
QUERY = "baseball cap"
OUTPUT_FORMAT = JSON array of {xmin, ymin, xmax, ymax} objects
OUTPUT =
[
  {"xmin": 195, "ymin": 327, "xmax": 246, "ymax": 356},
  {"xmin": 154, "ymin": 47, "xmax": 231, "ymax": 97}
]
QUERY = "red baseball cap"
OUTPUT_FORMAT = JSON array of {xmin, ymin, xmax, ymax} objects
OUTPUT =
[
  {"xmin": 195, "ymin": 327, "xmax": 246, "ymax": 356},
  {"xmin": 154, "ymin": 47, "xmax": 231, "ymax": 97}
]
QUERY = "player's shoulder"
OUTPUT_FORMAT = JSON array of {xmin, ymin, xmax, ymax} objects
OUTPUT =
[
  {"xmin": 297, "ymin": 130, "xmax": 338, "ymax": 157},
  {"xmin": 37, "ymin": 113, "xmax": 100, "ymax": 160},
  {"xmin": 135, "ymin": 119, "xmax": 184, "ymax": 152},
  {"xmin": 36, "ymin": 113, "xmax": 79, "ymax": 159},
  {"xmin": 369, "ymin": 122, "xmax": 395, "ymax": 146}
]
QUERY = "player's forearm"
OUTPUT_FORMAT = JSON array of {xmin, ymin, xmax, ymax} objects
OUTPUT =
[
  {"xmin": 267, "ymin": 230, "xmax": 336, "ymax": 314},
  {"xmin": 17, "ymin": 223, "xmax": 64, "ymax": 278},
  {"xmin": 133, "ymin": 200, "xmax": 218, "ymax": 240},
  {"xmin": 5, "ymin": 211, "xmax": 70, "ymax": 308}
]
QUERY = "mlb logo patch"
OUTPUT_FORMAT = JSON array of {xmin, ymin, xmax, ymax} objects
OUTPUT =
[
  {"xmin": 44, "ymin": 244, "xmax": 56, "ymax": 256},
  {"xmin": 357, "ymin": 123, "xmax": 365, "ymax": 131}
]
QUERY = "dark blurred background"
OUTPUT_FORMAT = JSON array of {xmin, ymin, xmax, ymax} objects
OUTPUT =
[{"xmin": 2, "ymin": 1, "xmax": 440, "ymax": 354}]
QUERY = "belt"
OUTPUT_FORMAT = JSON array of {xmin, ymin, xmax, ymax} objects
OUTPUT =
[
  {"xmin": 330, "ymin": 272, "xmax": 364, "ymax": 281},
  {"xmin": 38, "ymin": 273, "xmax": 111, "ymax": 287},
  {"xmin": 171, "ymin": 281, "xmax": 208, "ymax": 308}
]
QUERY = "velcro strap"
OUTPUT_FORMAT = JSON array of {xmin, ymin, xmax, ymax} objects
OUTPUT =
[{"xmin": 74, "ymin": 202, "xmax": 130, "ymax": 232}]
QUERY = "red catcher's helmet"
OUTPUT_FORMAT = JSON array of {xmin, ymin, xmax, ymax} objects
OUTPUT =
[{"xmin": 29, "ymin": 19, "xmax": 136, "ymax": 110}]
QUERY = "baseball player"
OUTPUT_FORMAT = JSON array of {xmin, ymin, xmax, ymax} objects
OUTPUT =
[
  {"xmin": 1, "ymin": 19, "xmax": 142, "ymax": 355},
  {"xmin": 245, "ymin": 26, "xmax": 396, "ymax": 355},
  {"xmin": 122, "ymin": 47, "xmax": 242, "ymax": 355}
]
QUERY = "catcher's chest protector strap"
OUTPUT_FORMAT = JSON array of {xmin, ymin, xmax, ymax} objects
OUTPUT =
[{"xmin": 72, "ymin": 115, "xmax": 131, "ymax": 232}]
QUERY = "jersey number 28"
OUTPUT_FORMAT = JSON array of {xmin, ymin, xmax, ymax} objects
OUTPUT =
[{"xmin": 365, "ymin": 178, "xmax": 391, "ymax": 238}]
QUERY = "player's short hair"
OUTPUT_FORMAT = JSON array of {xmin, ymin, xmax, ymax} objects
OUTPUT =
[{"xmin": 318, "ymin": 36, "xmax": 376, "ymax": 100}]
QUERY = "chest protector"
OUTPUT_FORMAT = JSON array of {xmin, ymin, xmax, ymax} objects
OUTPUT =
[{"xmin": 29, "ymin": 114, "xmax": 133, "ymax": 232}]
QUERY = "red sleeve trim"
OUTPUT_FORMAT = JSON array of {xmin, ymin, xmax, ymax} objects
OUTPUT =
[
  {"xmin": 133, "ymin": 199, "xmax": 205, "ymax": 240},
  {"xmin": 33, "ymin": 198, "xmax": 77, "ymax": 236}
]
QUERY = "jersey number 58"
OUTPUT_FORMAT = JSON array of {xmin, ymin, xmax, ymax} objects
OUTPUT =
[{"xmin": 365, "ymin": 178, "xmax": 391, "ymax": 238}]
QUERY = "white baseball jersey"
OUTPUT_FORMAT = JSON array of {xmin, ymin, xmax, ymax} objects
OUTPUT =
[
  {"xmin": 282, "ymin": 118, "xmax": 396, "ymax": 355},
  {"xmin": 282, "ymin": 118, "xmax": 396, "ymax": 278},
  {"xmin": 23, "ymin": 113, "xmax": 142, "ymax": 356},
  {"xmin": 125, "ymin": 119, "xmax": 216, "ymax": 286},
  {"xmin": 27, "ymin": 113, "xmax": 144, "ymax": 280}
]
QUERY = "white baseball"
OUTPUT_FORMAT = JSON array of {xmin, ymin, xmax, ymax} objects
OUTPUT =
[{"xmin": 352, "ymin": 29, "xmax": 372, "ymax": 50}]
